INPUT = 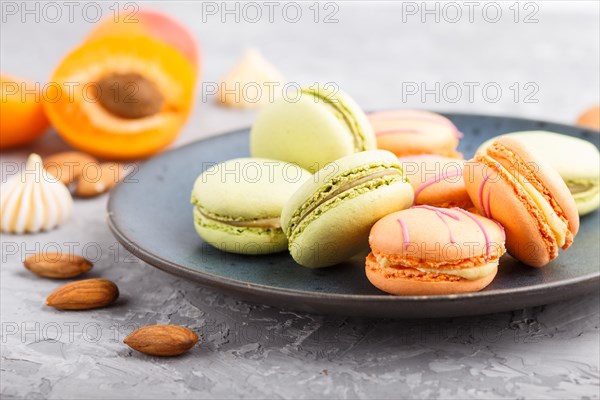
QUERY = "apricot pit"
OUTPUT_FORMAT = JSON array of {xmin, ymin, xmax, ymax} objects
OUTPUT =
[{"xmin": 97, "ymin": 72, "xmax": 164, "ymax": 119}]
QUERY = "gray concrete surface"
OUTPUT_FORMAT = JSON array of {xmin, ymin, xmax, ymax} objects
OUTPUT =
[{"xmin": 1, "ymin": 1, "xmax": 599, "ymax": 399}]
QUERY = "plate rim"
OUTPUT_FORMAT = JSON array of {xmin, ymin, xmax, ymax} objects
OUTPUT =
[{"xmin": 106, "ymin": 113, "xmax": 600, "ymax": 305}]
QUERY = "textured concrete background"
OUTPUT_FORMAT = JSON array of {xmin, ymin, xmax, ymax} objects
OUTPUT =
[{"xmin": 1, "ymin": 1, "xmax": 599, "ymax": 399}]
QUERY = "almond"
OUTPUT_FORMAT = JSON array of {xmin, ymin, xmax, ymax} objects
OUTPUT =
[
  {"xmin": 43, "ymin": 151, "xmax": 98, "ymax": 185},
  {"xmin": 46, "ymin": 278, "xmax": 119, "ymax": 310},
  {"xmin": 124, "ymin": 325, "xmax": 198, "ymax": 356},
  {"xmin": 24, "ymin": 252, "xmax": 92, "ymax": 279},
  {"xmin": 75, "ymin": 162, "xmax": 129, "ymax": 198}
]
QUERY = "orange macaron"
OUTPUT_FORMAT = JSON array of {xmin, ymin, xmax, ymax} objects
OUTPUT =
[
  {"xmin": 368, "ymin": 109, "xmax": 462, "ymax": 158},
  {"xmin": 400, "ymin": 155, "xmax": 473, "ymax": 209},
  {"xmin": 464, "ymin": 136, "xmax": 579, "ymax": 267},
  {"xmin": 366, "ymin": 206, "xmax": 506, "ymax": 296}
]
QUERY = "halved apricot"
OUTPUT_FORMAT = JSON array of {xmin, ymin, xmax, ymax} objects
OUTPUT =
[
  {"xmin": 1, "ymin": 75, "xmax": 50, "ymax": 149},
  {"xmin": 43, "ymin": 35, "xmax": 196, "ymax": 160},
  {"xmin": 88, "ymin": 9, "xmax": 199, "ymax": 68}
]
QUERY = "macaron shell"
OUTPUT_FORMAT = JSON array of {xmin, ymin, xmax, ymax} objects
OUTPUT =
[
  {"xmin": 368, "ymin": 207, "xmax": 505, "ymax": 265},
  {"xmin": 400, "ymin": 156, "xmax": 472, "ymax": 208},
  {"xmin": 464, "ymin": 159, "xmax": 557, "ymax": 267},
  {"xmin": 490, "ymin": 136, "xmax": 579, "ymax": 237},
  {"xmin": 281, "ymin": 150, "xmax": 404, "ymax": 230},
  {"xmin": 343, "ymin": 95, "xmax": 377, "ymax": 151},
  {"xmin": 307, "ymin": 85, "xmax": 377, "ymax": 151},
  {"xmin": 365, "ymin": 253, "xmax": 497, "ymax": 295},
  {"xmin": 289, "ymin": 181, "xmax": 414, "ymax": 268},
  {"xmin": 192, "ymin": 158, "xmax": 311, "ymax": 220},
  {"xmin": 193, "ymin": 208, "xmax": 287, "ymax": 255},
  {"xmin": 369, "ymin": 110, "xmax": 461, "ymax": 158},
  {"xmin": 476, "ymin": 131, "xmax": 599, "ymax": 179},
  {"xmin": 250, "ymin": 91, "xmax": 375, "ymax": 173}
]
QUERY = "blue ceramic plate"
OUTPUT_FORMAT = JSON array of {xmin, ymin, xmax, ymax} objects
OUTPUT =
[{"xmin": 107, "ymin": 113, "xmax": 600, "ymax": 318}]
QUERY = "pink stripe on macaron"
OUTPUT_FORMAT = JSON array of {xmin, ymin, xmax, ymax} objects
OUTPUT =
[
  {"xmin": 453, "ymin": 208, "xmax": 492, "ymax": 260},
  {"xmin": 397, "ymin": 218, "xmax": 410, "ymax": 250},
  {"xmin": 413, "ymin": 205, "xmax": 460, "ymax": 243},
  {"xmin": 478, "ymin": 175, "xmax": 491, "ymax": 217}
]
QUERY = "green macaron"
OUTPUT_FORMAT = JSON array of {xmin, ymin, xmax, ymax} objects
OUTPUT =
[
  {"xmin": 477, "ymin": 131, "xmax": 600, "ymax": 215},
  {"xmin": 191, "ymin": 158, "xmax": 311, "ymax": 255},
  {"xmin": 250, "ymin": 86, "xmax": 376, "ymax": 173},
  {"xmin": 281, "ymin": 150, "xmax": 414, "ymax": 268}
]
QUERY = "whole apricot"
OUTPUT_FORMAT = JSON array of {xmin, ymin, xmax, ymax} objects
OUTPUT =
[{"xmin": 1, "ymin": 75, "xmax": 50, "ymax": 149}]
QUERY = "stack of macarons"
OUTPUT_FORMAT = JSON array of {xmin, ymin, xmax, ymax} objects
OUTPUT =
[
  {"xmin": 367, "ymin": 130, "xmax": 585, "ymax": 294},
  {"xmin": 191, "ymin": 88, "xmax": 593, "ymax": 297},
  {"xmin": 192, "ymin": 88, "xmax": 414, "ymax": 265}
]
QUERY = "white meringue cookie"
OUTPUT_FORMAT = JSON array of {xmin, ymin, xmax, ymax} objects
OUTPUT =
[
  {"xmin": 218, "ymin": 48, "xmax": 285, "ymax": 109},
  {"xmin": 1, "ymin": 154, "xmax": 73, "ymax": 234}
]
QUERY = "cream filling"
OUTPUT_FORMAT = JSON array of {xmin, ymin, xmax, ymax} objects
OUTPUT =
[
  {"xmin": 302, "ymin": 88, "xmax": 365, "ymax": 151},
  {"xmin": 567, "ymin": 180, "xmax": 599, "ymax": 199},
  {"xmin": 293, "ymin": 168, "xmax": 402, "ymax": 229},
  {"xmin": 482, "ymin": 155, "xmax": 568, "ymax": 247},
  {"xmin": 376, "ymin": 255, "xmax": 498, "ymax": 280},
  {"xmin": 567, "ymin": 180, "xmax": 596, "ymax": 194},
  {"xmin": 196, "ymin": 207, "xmax": 281, "ymax": 229}
]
